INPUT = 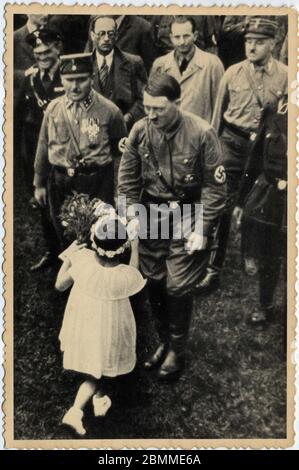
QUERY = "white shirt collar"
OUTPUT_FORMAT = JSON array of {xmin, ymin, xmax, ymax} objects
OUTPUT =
[{"xmin": 96, "ymin": 49, "xmax": 114, "ymax": 71}]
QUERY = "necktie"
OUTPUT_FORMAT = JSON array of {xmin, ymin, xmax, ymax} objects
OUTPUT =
[
  {"xmin": 179, "ymin": 57, "xmax": 188, "ymax": 75},
  {"xmin": 42, "ymin": 70, "xmax": 52, "ymax": 93},
  {"xmin": 99, "ymin": 56, "xmax": 109, "ymax": 90},
  {"xmin": 253, "ymin": 65, "xmax": 265, "ymax": 105},
  {"xmin": 71, "ymin": 102, "xmax": 82, "ymax": 125}
]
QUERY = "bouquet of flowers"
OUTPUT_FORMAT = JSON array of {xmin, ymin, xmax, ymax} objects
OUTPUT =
[{"xmin": 59, "ymin": 193, "xmax": 112, "ymax": 245}]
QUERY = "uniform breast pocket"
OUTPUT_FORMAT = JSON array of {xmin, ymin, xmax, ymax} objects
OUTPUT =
[
  {"xmin": 229, "ymin": 82, "xmax": 251, "ymax": 107},
  {"xmin": 49, "ymin": 116, "xmax": 70, "ymax": 144},
  {"xmin": 174, "ymin": 154, "xmax": 202, "ymax": 193}
]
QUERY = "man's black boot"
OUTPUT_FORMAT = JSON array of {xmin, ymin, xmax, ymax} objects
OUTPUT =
[
  {"xmin": 143, "ymin": 279, "xmax": 169, "ymax": 370},
  {"xmin": 157, "ymin": 295, "xmax": 193, "ymax": 380},
  {"xmin": 195, "ymin": 213, "xmax": 232, "ymax": 294}
]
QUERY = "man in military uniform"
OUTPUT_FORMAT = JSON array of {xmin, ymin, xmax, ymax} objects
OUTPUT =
[
  {"xmin": 118, "ymin": 72, "xmax": 226, "ymax": 380},
  {"xmin": 34, "ymin": 53, "xmax": 127, "ymax": 248},
  {"xmin": 17, "ymin": 28, "xmax": 64, "ymax": 271},
  {"xmin": 239, "ymin": 97, "xmax": 287, "ymax": 328},
  {"xmin": 196, "ymin": 16, "xmax": 288, "ymax": 293}
]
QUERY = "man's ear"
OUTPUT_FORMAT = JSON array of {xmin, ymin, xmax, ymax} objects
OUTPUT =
[
  {"xmin": 90, "ymin": 30, "xmax": 96, "ymax": 42},
  {"xmin": 193, "ymin": 30, "xmax": 198, "ymax": 42},
  {"xmin": 269, "ymin": 38, "xmax": 276, "ymax": 52},
  {"xmin": 175, "ymin": 98, "xmax": 181, "ymax": 106}
]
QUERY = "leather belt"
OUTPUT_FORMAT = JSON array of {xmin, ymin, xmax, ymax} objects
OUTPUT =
[
  {"xmin": 53, "ymin": 165, "xmax": 99, "ymax": 177},
  {"xmin": 223, "ymin": 120, "xmax": 257, "ymax": 141}
]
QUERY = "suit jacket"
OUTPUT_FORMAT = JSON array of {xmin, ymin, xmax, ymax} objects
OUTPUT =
[
  {"xmin": 151, "ymin": 46, "xmax": 224, "ymax": 123},
  {"xmin": 92, "ymin": 48, "xmax": 147, "ymax": 130},
  {"xmin": 85, "ymin": 15, "xmax": 155, "ymax": 72}
]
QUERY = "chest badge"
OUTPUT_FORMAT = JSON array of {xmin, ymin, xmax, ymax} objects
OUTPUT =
[{"xmin": 82, "ymin": 118, "xmax": 100, "ymax": 143}]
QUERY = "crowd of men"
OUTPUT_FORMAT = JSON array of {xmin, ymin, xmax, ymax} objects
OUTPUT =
[{"xmin": 14, "ymin": 14, "xmax": 288, "ymax": 379}]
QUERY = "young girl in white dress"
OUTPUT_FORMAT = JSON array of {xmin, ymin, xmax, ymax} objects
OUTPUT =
[{"xmin": 55, "ymin": 212, "xmax": 145, "ymax": 436}]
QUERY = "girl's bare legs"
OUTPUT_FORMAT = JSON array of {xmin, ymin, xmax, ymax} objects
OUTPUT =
[
  {"xmin": 73, "ymin": 380, "xmax": 97, "ymax": 410},
  {"xmin": 62, "ymin": 379, "xmax": 97, "ymax": 435}
]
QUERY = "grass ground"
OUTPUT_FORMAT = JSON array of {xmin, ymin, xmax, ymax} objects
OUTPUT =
[{"xmin": 13, "ymin": 170, "xmax": 286, "ymax": 441}]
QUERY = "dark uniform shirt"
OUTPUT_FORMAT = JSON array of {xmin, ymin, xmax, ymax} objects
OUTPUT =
[
  {"xmin": 34, "ymin": 89, "xmax": 127, "ymax": 187},
  {"xmin": 118, "ymin": 110, "xmax": 227, "ymax": 236},
  {"xmin": 21, "ymin": 62, "xmax": 64, "ymax": 133}
]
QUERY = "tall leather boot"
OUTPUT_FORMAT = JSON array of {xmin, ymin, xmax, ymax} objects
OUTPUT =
[
  {"xmin": 157, "ymin": 294, "xmax": 193, "ymax": 380},
  {"xmin": 195, "ymin": 212, "xmax": 232, "ymax": 294},
  {"xmin": 143, "ymin": 279, "xmax": 169, "ymax": 370}
]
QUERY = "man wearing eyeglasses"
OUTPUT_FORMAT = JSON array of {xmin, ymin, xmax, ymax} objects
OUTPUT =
[{"xmin": 89, "ymin": 16, "xmax": 147, "ymax": 131}]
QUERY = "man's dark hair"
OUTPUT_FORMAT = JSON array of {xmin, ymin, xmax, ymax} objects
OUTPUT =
[
  {"xmin": 144, "ymin": 71, "xmax": 181, "ymax": 101},
  {"xmin": 170, "ymin": 15, "xmax": 197, "ymax": 34},
  {"xmin": 91, "ymin": 15, "xmax": 117, "ymax": 32}
]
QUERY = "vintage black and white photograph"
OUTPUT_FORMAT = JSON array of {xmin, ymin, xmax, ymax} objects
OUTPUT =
[{"xmin": 4, "ymin": 3, "xmax": 297, "ymax": 448}]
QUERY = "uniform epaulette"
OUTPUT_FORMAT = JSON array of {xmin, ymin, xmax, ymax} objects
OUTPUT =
[{"xmin": 24, "ymin": 65, "xmax": 39, "ymax": 77}]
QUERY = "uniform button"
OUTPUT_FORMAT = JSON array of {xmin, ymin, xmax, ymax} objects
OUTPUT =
[
  {"xmin": 183, "ymin": 158, "xmax": 188, "ymax": 164},
  {"xmin": 266, "ymin": 133, "xmax": 271, "ymax": 139},
  {"xmin": 144, "ymin": 153, "xmax": 149, "ymax": 158},
  {"xmin": 253, "ymin": 119, "xmax": 258, "ymax": 124},
  {"xmin": 258, "ymin": 85, "xmax": 263, "ymax": 90}
]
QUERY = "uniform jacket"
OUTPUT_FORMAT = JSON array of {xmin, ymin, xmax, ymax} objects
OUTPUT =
[
  {"xmin": 34, "ymin": 90, "xmax": 127, "ymax": 187},
  {"xmin": 151, "ymin": 46, "xmax": 224, "ymax": 123},
  {"xmin": 241, "ymin": 106, "xmax": 287, "ymax": 230},
  {"xmin": 18, "ymin": 64, "xmax": 64, "ymax": 133},
  {"xmin": 212, "ymin": 58, "xmax": 288, "ymax": 135},
  {"xmin": 91, "ymin": 48, "xmax": 147, "ymax": 129},
  {"xmin": 118, "ymin": 111, "xmax": 227, "ymax": 236},
  {"xmin": 85, "ymin": 15, "xmax": 155, "ymax": 73}
]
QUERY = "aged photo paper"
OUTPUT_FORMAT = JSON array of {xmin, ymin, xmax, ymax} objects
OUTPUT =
[{"xmin": 3, "ymin": 3, "xmax": 298, "ymax": 449}]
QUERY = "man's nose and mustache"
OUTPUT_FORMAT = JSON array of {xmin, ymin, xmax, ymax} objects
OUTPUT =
[
  {"xmin": 148, "ymin": 110, "xmax": 158, "ymax": 122},
  {"xmin": 71, "ymin": 84, "xmax": 81, "ymax": 93}
]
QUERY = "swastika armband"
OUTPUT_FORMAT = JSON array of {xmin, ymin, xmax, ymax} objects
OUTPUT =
[{"xmin": 214, "ymin": 165, "xmax": 226, "ymax": 184}]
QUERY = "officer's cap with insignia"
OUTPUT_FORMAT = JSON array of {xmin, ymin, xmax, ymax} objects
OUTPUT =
[
  {"xmin": 26, "ymin": 27, "xmax": 62, "ymax": 53},
  {"xmin": 60, "ymin": 53, "xmax": 93, "ymax": 77},
  {"xmin": 245, "ymin": 16, "xmax": 278, "ymax": 39}
]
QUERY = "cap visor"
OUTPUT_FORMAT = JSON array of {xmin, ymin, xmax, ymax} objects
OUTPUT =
[
  {"xmin": 60, "ymin": 72, "xmax": 91, "ymax": 78},
  {"xmin": 245, "ymin": 33, "xmax": 272, "ymax": 39}
]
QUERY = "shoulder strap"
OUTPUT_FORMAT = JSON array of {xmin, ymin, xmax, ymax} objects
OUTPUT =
[
  {"xmin": 61, "ymin": 101, "xmax": 81, "ymax": 158},
  {"xmin": 242, "ymin": 64, "xmax": 264, "ymax": 110}
]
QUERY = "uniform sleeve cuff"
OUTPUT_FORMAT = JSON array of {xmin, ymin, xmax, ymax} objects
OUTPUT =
[{"xmin": 33, "ymin": 173, "xmax": 46, "ymax": 188}]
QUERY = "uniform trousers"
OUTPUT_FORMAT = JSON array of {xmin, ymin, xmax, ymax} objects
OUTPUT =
[
  {"xmin": 47, "ymin": 163, "xmax": 115, "ymax": 249},
  {"xmin": 22, "ymin": 126, "xmax": 60, "ymax": 255},
  {"xmin": 138, "ymin": 198, "xmax": 210, "ymax": 297},
  {"xmin": 209, "ymin": 126, "xmax": 254, "ymax": 271}
]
